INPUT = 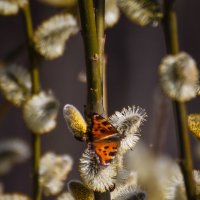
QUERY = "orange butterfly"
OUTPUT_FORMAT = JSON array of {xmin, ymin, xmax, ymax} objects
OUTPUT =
[{"xmin": 87, "ymin": 114, "xmax": 122, "ymax": 166}]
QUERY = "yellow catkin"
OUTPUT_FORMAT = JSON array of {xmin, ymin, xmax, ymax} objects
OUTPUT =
[
  {"xmin": 63, "ymin": 104, "xmax": 87, "ymax": 141},
  {"xmin": 188, "ymin": 114, "xmax": 200, "ymax": 139},
  {"xmin": 69, "ymin": 181, "xmax": 94, "ymax": 200}
]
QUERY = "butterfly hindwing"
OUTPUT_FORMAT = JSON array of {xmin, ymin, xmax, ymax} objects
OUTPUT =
[{"xmin": 92, "ymin": 141, "xmax": 119, "ymax": 166}]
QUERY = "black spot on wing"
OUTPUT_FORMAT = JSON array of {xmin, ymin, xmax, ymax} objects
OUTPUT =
[
  {"xmin": 109, "ymin": 151, "xmax": 117, "ymax": 156},
  {"xmin": 102, "ymin": 121, "xmax": 109, "ymax": 126},
  {"xmin": 100, "ymin": 129, "xmax": 106, "ymax": 133},
  {"xmin": 105, "ymin": 159, "xmax": 112, "ymax": 164},
  {"xmin": 104, "ymin": 146, "xmax": 109, "ymax": 149}
]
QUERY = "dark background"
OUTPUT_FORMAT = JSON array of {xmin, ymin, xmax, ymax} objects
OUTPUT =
[{"xmin": 0, "ymin": 0, "xmax": 199, "ymax": 196}]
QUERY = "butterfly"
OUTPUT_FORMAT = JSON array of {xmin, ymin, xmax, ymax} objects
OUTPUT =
[{"xmin": 87, "ymin": 114, "xmax": 122, "ymax": 166}]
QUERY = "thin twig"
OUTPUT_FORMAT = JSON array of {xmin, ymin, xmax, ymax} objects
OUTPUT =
[
  {"xmin": 162, "ymin": 1, "xmax": 196, "ymax": 199},
  {"xmin": 21, "ymin": 2, "xmax": 41, "ymax": 200}
]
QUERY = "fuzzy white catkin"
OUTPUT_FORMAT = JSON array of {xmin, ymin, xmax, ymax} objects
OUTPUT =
[
  {"xmin": 124, "ymin": 142, "xmax": 181, "ymax": 200},
  {"xmin": 0, "ymin": 139, "xmax": 30, "ymax": 175},
  {"xmin": 164, "ymin": 170, "xmax": 200, "ymax": 200},
  {"xmin": 159, "ymin": 52, "xmax": 199, "ymax": 102},
  {"xmin": 105, "ymin": 0, "xmax": 120, "ymax": 28},
  {"xmin": 0, "ymin": 63, "xmax": 31, "ymax": 107},
  {"xmin": 0, "ymin": 0, "xmax": 27, "ymax": 15},
  {"xmin": 40, "ymin": 152, "xmax": 73, "ymax": 196},
  {"xmin": 23, "ymin": 91, "xmax": 59, "ymax": 134},
  {"xmin": 79, "ymin": 148, "xmax": 118, "ymax": 192},
  {"xmin": 109, "ymin": 106, "xmax": 146, "ymax": 155},
  {"xmin": 33, "ymin": 13, "xmax": 79, "ymax": 60},
  {"xmin": 117, "ymin": 0, "xmax": 163, "ymax": 26},
  {"xmin": 57, "ymin": 192, "xmax": 75, "ymax": 200},
  {"xmin": 0, "ymin": 194, "xmax": 30, "ymax": 200}
]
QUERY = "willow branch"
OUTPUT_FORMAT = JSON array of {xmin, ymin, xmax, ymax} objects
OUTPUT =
[
  {"xmin": 95, "ymin": 0, "xmax": 105, "ymax": 66},
  {"xmin": 78, "ymin": 1, "xmax": 110, "ymax": 199},
  {"xmin": 95, "ymin": 1, "xmax": 109, "ymax": 199},
  {"xmin": 78, "ymin": 0, "xmax": 103, "ymax": 117},
  {"xmin": 102, "ymin": 59, "xmax": 108, "ymax": 116},
  {"xmin": 21, "ymin": 3, "xmax": 41, "ymax": 200},
  {"xmin": 162, "ymin": 1, "xmax": 196, "ymax": 199},
  {"xmin": 95, "ymin": 0, "xmax": 108, "ymax": 116}
]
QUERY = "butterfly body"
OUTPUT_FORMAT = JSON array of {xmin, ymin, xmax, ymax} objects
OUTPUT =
[{"xmin": 87, "ymin": 114, "xmax": 122, "ymax": 166}]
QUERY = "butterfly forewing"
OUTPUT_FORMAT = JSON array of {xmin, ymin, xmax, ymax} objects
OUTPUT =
[
  {"xmin": 89, "ymin": 114, "xmax": 121, "ymax": 166},
  {"xmin": 91, "ymin": 114, "xmax": 119, "ymax": 142}
]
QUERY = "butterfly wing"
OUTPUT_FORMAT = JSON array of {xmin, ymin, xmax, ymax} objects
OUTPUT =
[
  {"xmin": 90, "ymin": 114, "xmax": 120, "ymax": 142},
  {"xmin": 89, "ymin": 114, "xmax": 121, "ymax": 166},
  {"xmin": 92, "ymin": 141, "xmax": 120, "ymax": 166}
]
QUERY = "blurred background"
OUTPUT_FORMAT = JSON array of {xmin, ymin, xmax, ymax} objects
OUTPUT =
[{"xmin": 0, "ymin": 0, "xmax": 199, "ymax": 196}]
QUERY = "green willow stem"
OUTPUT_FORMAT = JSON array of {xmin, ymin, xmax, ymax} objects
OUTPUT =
[
  {"xmin": 102, "ymin": 61, "xmax": 108, "ymax": 116},
  {"xmin": 21, "ymin": 3, "xmax": 41, "ymax": 200},
  {"xmin": 95, "ymin": 0, "xmax": 108, "ymax": 116},
  {"xmin": 78, "ymin": 0, "xmax": 103, "ymax": 117},
  {"xmin": 95, "ymin": 0, "xmax": 109, "ymax": 199},
  {"xmin": 162, "ymin": 1, "xmax": 196, "ymax": 199},
  {"xmin": 95, "ymin": 0, "xmax": 105, "ymax": 67},
  {"xmin": 78, "ymin": 1, "xmax": 109, "ymax": 200}
]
